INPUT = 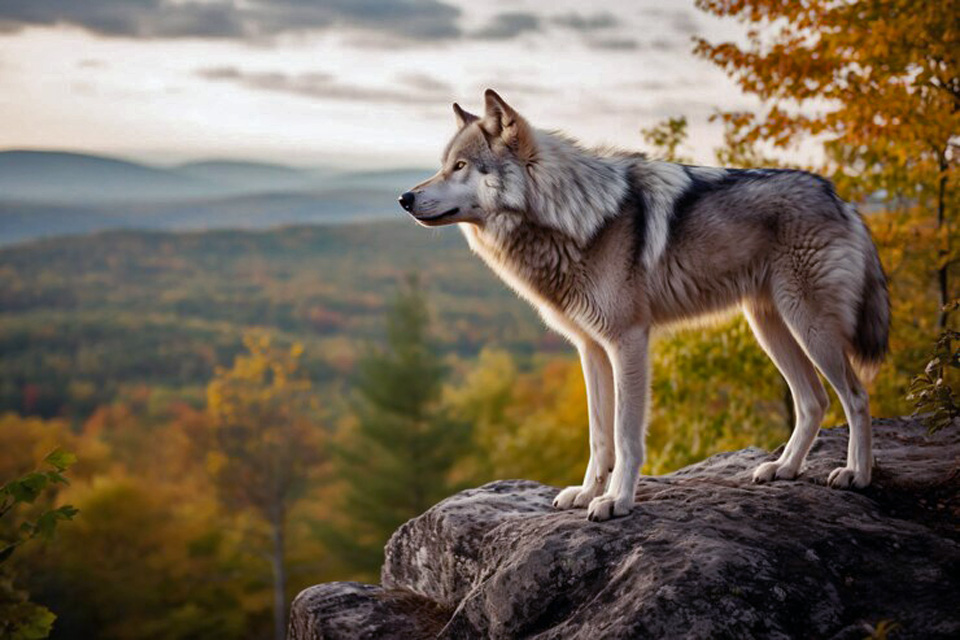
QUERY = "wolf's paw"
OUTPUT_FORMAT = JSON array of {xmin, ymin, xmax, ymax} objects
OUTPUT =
[
  {"xmin": 586, "ymin": 494, "xmax": 632, "ymax": 522},
  {"xmin": 553, "ymin": 484, "xmax": 602, "ymax": 510},
  {"xmin": 752, "ymin": 460, "xmax": 799, "ymax": 484},
  {"xmin": 827, "ymin": 465, "xmax": 870, "ymax": 489}
]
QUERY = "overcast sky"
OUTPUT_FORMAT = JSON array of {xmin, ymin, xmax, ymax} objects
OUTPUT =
[{"xmin": 0, "ymin": 0, "xmax": 761, "ymax": 168}]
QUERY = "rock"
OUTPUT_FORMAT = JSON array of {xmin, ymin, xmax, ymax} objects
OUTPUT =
[
  {"xmin": 288, "ymin": 583, "xmax": 450, "ymax": 640},
  {"xmin": 290, "ymin": 417, "xmax": 960, "ymax": 639}
]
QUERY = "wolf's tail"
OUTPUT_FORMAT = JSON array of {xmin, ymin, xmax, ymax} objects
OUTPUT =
[{"xmin": 848, "ymin": 206, "xmax": 890, "ymax": 383}]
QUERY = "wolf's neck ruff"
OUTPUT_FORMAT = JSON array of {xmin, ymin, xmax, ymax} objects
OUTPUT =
[
  {"xmin": 521, "ymin": 131, "xmax": 636, "ymax": 245},
  {"xmin": 461, "ymin": 136, "xmax": 620, "ymax": 322},
  {"xmin": 471, "ymin": 130, "xmax": 697, "ymax": 280}
]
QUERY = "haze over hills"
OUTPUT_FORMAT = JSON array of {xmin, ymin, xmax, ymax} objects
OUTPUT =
[
  {"xmin": 173, "ymin": 159, "xmax": 326, "ymax": 194},
  {"xmin": 330, "ymin": 168, "xmax": 439, "ymax": 192},
  {"xmin": 0, "ymin": 150, "xmax": 432, "ymax": 244},
  {"xmin": 0, "ymin": 150, "xmax": 220, "ymax": 203}
]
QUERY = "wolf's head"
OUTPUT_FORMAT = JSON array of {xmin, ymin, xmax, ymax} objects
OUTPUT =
[{"xmin": 398, "ymin": 89, "xmax": 534, "ymax": 228}]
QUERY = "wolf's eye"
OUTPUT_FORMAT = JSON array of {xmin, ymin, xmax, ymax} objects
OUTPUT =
[{"xmin": 453, "ymin": 160, "xmax": 467, "ymax": 171}]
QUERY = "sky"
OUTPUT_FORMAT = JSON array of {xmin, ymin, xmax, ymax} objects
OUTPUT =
[{"xmin": 0, "ymin": 0, "xmax": 761, "ymax": 169}]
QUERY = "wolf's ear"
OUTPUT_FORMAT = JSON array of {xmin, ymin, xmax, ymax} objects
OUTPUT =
[
  {"xmin": 481, "ymin": 88, "xmax": 536, "ymax": 162},
  {"xmin": 452, "ymin": 103, "xmax": 478, "ymax": 129}
]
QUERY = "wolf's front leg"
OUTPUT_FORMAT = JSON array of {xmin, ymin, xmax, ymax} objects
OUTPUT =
[
  {"xmin": 554, "ymin": 341, "xmax": 615, "ymax": 510},
  {"xmin": 587, "ymin": 326, "xmax": 649, "ymax": 522}
]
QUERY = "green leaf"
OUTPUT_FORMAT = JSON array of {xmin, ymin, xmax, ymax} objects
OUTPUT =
[
  {"xmin": 10, "ymin": 604, "xmax": 56, "ymax": 640},
  {"xmin": 54, "ymin": 505, "xmax": 79, "ymax": 520},
  {"xmin": 34, "ymin": 513, "xmax": 58, "ymax": 541},
  {"xmin": 33, "ymin": 505, "xmax": 78, "ymax": 541},
  {"xmin": 43, "ymin": 449, "xmax": 77, "ymax": 472},
  {"xmin": 5, "ymin": 474, "xmax": 49, "ymax": 505},
  {"xmin": 43, "ymin": 471, "xmax": 69, "ymax": 486}
]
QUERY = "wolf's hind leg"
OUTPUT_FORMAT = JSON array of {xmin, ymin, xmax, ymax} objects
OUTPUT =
[
  {"xmin": 554, "ymin": 341, "xmax": 615, "ymax": 510},
  {"xmin": 587, "ymin": 326, "xmax": 649, "ymax": 522},
  {"xmin": 744, "ymin": 301, "xmax": 829, "ymax": 483},
  {"xmin": 776, "ymin": 299, "xmax": 873, "ymax": 488},
  {"xmin": 822, "ymin": 363, "xmax": 873, "ymax": 488}
]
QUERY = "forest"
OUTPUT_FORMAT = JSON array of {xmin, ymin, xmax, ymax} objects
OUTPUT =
[{"xmin": 1, "ymin": 0, "xmax": 957, "ymax": 639}]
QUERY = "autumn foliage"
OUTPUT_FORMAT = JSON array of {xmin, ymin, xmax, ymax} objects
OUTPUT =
[
  {"xmin": 695, "ymin": 0, "xmax": 958, "ymax": 324},
  {"xmin": 0, "ymin": 2, "xmax": 957, "ymax": 639}
]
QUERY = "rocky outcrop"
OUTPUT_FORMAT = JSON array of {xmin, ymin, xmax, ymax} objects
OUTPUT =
[{"xmin": 290, "ymin": 417, "xmax": 960, "ymax": 639}]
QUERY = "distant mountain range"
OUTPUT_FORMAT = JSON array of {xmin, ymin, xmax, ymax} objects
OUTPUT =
[
  {"xmin": 0, "ymin": 150, "xmax": 432, "ymax": 244},
  {"xmin": 174, "ymin": 159, "xmax": 323, "ymax": 194}
]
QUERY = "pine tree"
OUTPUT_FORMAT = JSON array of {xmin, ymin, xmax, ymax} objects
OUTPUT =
[{"xmin": 324, "ymin": 275, "xmax": 469, "ymax": 578}]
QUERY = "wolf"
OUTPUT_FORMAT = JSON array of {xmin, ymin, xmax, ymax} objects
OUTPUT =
[{"xmin": 398, "ymin": 90, "xmax": 890, "ymax": 522}]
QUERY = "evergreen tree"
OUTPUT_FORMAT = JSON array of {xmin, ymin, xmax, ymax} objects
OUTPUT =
[{"xmin": 324, "ymin": 275, "xmax": 469, "ymax": 578}]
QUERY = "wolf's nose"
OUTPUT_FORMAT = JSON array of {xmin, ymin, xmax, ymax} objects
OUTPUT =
[{"xmin": 398, "ymin": 191, "xmax": 415, "ymax": 212}]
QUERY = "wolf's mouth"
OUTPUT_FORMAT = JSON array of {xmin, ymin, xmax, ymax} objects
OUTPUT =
[{"xmin": 415, "ymin": 207, "xmax": 460, "ymax": 222}]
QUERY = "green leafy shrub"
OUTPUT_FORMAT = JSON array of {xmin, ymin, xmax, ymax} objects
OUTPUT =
[
  {"xmin": 1, "ymin": 449, "xmax": 78, "ymax": 639},
  {"xmin": 908, "ymin": 302, "xmax": 960, "ymax": 434}
]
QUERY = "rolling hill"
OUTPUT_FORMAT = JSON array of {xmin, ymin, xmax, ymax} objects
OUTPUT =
[
  {"xmin": 0, "ymin": 150, "xmax": 220, "ymax": 203},
  {"xmin": 174, "ymin": 159, "xmax": 325, "ymax": 193},
  {"xmin": 0, "ymin": 150, "xmax": 433, "ymax": 244}
]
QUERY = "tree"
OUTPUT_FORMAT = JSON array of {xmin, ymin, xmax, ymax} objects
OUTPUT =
[
  {"xmin": 1, "ymin": 444, "xmax": 78, "ymax": 640},
  {"xmin": 447, "ymin": 349, "xmax": 590, "ymax": 487},
  {"xmin": 647, "ymin": 317, "xmax": 790, "ymax": 473},
  {"xmin": 909, "ymin": 299, "xmax": 960, "ymax": 432},
  {"xmin": 323, "ymin": 275, "xmax": 469, "ymax": 578},
  {"xmin": 641, "ymin": 116, "xmax": 692, "ymax": 163},
  {"xmin": 694, "ymin": 0, "xmax": 959, "ymax": 327},
  {"xmin": 14, "ymin": 391, "xmax": 284, "ymax": 640},
  {"xmin": 205, "ymin": 333, "xmax": 323, "ymax": 640},
  {"xmin": 30, "ymin": 476, "xmax": 249, "ymax": 640}
]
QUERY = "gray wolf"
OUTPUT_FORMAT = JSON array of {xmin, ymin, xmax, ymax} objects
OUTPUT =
[{"xmin": 398, "ymin": 90, "xmax": 890, "ymax": 522}]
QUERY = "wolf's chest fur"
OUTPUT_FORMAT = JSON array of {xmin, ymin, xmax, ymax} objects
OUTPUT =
[{"xmin": 461, "ymin": 222, "xmax": 617, "ymax": 338}]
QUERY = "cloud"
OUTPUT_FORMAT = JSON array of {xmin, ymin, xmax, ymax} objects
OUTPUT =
[
  {"xmin": 0, "ymin": 2, "xmax": 686, "ymax": 48},
  {"xmin": 471, "ymin": 11, "xmax": 540, "ymax": 40},
  {"xmin": 0, "ymin": 0, "xmax": 463, "ymax": 42},
  {"xmin": 0, "ymin": 1, "xmax": 245, "ymax": 39},
  {"xmin": 396, "ymin": 72, "xmax": 451, "ymax": 93},
  {"xmin": 618, "ymin": 79, "xmax": 699, "ymax": 92},
  {"xmin": 638, "ymin": 7, "xmax": 700, "ymax": 37},
  {"xmin": 669, "ymin": 11, "xmax": 700, "ymax": 37},
  {"xmin": 552, "ymin": 12, "xmax": 618, "ymax": 32},
  {"xmin": 197, "ymin": 66, "xmax": 448, "ymax": 105},
  {"xmin": 472, "ymin": 81, "xmax": 559, "ymax": 98},
  {"xmin": 586, "ymin": 37, "xmax": 640, "ymax": 51},
  {"xmin": 648, "ymin": 38, "xmax": 685, "ymax": 52}
]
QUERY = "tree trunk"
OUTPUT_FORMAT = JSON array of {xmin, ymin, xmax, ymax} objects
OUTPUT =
[
  {"xmin": 270, "ymin": 509, "xmax": 288, "ymax": 640},
  {"xmin": 938, "ymin": 151, "xmax": 950, "ymax": 328}
]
